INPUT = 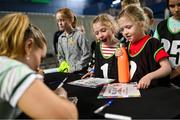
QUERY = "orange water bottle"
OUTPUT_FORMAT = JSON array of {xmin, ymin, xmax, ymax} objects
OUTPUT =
[{"xmin": 117, "ymin": 43, "xmax": 130, "ymax": 83}]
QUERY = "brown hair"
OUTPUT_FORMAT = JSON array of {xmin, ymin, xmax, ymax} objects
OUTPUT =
[
  {"xmin": 0, "ymin": 13, "xmax": 47, "ymax": 59},
  {"xmin": 55, "ymin": 8, "xmax": 77, "ymax": 28},
  {"xmin": 118, "ymin": 5, "xmax": 145, "ymax": 22},
  {"xmin": 143, "ymin": 7, "xmax": 154, "ymax": 19},
  {"xmin": 122, "ymin": 0, "xmax": 140, "ymax": 4},
  {"xmin": 166, "ymin": 0, "xmax": 169, "ymax": 9},
  {"xmin": 121, "ymin": 0, "xmax": 140, "ymax": 9}
]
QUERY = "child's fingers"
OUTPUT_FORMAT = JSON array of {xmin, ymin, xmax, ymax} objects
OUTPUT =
[
  {"xmin": 90, "ymin": 73, "xmax": 94, "ymax": 77},
  {"xmin": 115, "ymin": 48, "xmax": 123, "ymax": 57},
  {"xmin": 81, "ymin": 72, "xmax": 91, "ymax": 79},
  {"xmin": 137, "ymin": 81, "xmax": 148, "ymax": 89}
]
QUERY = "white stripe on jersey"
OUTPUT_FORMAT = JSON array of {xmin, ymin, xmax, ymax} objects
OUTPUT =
[{"xmin": 101, "ymin": 44, "xmax": 117, "ymax": 57}]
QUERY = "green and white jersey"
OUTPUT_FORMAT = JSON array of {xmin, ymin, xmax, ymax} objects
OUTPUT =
[
  {"xmin": 153, "ymin": 17, "xmax": 180, "ymax": 68},
  {"xmin": 0, "ymin": 56, "xmax": 43, "ymax": 118}
]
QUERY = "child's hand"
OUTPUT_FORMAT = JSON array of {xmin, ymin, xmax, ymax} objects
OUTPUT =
[
  {"xmin": 81, "ymin": 71, "xmax": 94, "ymax": 79},
  {"xmin": 115, "ymin": 48, "xmax": 123, "ymax": 57},
  {"xmin": 81, "ymin": 66, "xmax": 95, "ymax": 79},
  {"xmin": 137, "ymin": 74, "xmax": 152, "ymax": 89}
]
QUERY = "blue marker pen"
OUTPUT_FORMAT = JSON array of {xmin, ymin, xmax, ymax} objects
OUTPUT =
[{"xmin": 94, "ymin": 100, "xmax": 113, "ymax": 114}]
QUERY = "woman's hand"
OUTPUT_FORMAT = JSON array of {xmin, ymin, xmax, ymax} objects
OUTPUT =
[
  {"xmin": 36, "ymin": 67, "xmax": 44, "ymax": 75},
  {"xmin": 54, "ymin": 87, "xmax": 68, "ymax": 98}
]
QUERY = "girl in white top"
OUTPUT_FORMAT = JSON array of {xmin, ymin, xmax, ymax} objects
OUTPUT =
[{"xmin": 0, "ymin": 13, "xmax": 78, "ymax": 119}]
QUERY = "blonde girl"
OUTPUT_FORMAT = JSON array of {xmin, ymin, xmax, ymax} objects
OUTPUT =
[
  {"xmin": 56, "ymin": 8, "xmax": 91, "ymax": 74},
  {"xmin": 82, "ymin": 13, "xmax": 120, "ymax": 80},
  {"xmin": 117, "ymin": 5, "xmax": 172, "ymax": 89}
]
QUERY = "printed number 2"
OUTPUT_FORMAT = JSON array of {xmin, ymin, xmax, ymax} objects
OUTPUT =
[
  {"xmin": 101, "ymin": 63, "xmax": 108, "ymax": 78},
  {"xmin": 130, "ymin": 61, "xmax": 137, "ymax": 80},
  {"xmin": 161, "ymin": 39, "xmax": 180, "ymax": 68}
]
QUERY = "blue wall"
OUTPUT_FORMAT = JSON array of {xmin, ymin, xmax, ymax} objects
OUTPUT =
[
  {"xmin": 0, "ymin": 0, "xmax": 111, "ymax": 15},
  {"xmin": 0, "ymin": 0, "xmax": 166, "ymax": 18}
]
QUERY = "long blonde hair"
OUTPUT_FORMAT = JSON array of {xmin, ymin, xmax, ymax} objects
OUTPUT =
[
  {"xmin": 0, "ymin": 13, "xmax": 47, "ymax": 59},
  {"xmin": 117, "ymin": 5, "xmax": 146, "ymax": 31}
]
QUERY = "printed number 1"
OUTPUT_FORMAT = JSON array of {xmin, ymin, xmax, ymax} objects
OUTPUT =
[{"xmin": 101, "ymin": 63, "xmax": 108, "ymax": 78}]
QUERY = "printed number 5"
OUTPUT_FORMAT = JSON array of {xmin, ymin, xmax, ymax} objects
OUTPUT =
[{"xmin": 161, "ymin": 39, "xmax": 180, "ymax": 68}]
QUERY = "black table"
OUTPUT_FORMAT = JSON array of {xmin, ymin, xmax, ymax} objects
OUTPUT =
[{"xmin": 44, "ymin": 72, "xmax": 180, "ymax": 119}]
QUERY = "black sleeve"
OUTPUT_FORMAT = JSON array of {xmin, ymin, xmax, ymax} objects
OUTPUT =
[
  {"xmin": 94, "ymin": 42, "xmax": 100, "ymax": 77},
  {"xmin": 53, "ymin": 31, "xmax": 63, "ymax": 54}
]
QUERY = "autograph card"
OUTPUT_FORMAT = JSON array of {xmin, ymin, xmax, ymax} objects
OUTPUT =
[
  {"xmin": 68, "ymin": 77, "xmax": 115, "ymax": 88},
  {"xmin": 98, "ymin": 82, "xmax": 141, "ymax": 99}
]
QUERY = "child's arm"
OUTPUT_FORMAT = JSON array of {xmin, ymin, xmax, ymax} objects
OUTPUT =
[
  {"xmin": 137, "ymin": 58, "xmax": 172, "ymax": 89},
  {"xmin": 81, "ymin": 67, "xmax": 95, "ymax": 79}
]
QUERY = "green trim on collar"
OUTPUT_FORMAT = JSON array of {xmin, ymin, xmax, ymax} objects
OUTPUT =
[
  {"xmin": 167, "ymin": 17, "xmax": 180, "ymax": 34},
  {"xmin": 128, "ymin": 37, "xmax": 151, "ymax": 57}
]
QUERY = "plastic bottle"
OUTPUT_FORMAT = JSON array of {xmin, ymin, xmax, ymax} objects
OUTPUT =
[{"xmin": 117, "ymin": 43, "xmax": 130, "ymax": 83}]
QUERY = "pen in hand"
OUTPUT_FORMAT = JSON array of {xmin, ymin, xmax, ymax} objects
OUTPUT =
[
  {"xmin": 57, "ymin": 77, "xmax": 68, "ymax": 88},
  {"xmin": 94, "ymin": 100, "xmax": 113, "ymax": 114}
]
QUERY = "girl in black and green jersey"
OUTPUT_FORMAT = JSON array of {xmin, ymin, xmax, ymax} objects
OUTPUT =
[
  {"xmin": 154, "ymin": 0, "xmax": 180, "ymax": 86},
  {"xmin": 117, "ymin": 5, "xmax": 172, "ymax": 89}
]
